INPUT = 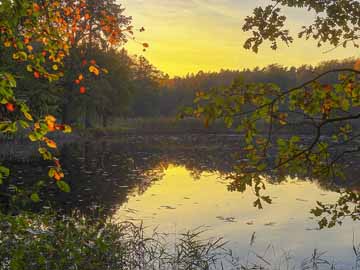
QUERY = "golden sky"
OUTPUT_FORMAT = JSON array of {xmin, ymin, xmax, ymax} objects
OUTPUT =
[{"xmin": 121, "ymin": 0, "xmax": 359, "ymax": 77}]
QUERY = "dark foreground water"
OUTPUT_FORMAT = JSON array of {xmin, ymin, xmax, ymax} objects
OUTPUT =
[{"xmin": 2, "ymin": 134, "xmax": 360, "ymax": 268}]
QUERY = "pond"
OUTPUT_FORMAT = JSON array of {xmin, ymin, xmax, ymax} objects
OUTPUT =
[{"xmin": 2, "ymin": 134, "xmax": 360, "ymax": 268}]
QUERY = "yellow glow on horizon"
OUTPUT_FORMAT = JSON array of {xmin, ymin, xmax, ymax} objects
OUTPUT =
[{"xmin": 121, "ymin": 0, "xmax": 360, "ymax": 77}]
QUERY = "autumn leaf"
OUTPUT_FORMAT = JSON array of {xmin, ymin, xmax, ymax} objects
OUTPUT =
[
  {"xmin": 45, "ymin": 115, "xmax": 56, "ymax": 124},
  {"xmin": 354, "ymin": 59, "xmax": 360, "ymax": 71},
  {"xmin": 33, "ymin": 3, "xmax": 40, "ymax": 12},
  {"xmin": 323, "ymin": 85, "xmax": 332, "ymax": 93},
  {"xmin": 4, "ymin": 41, "xmax": 11, "ymax": 47},
  {"xmin": 80, "ymin": 86, "xmax": 86, "ymax": 94},
  {"xmin": 89, "ymin": 65, "xmax": 100, "ymax": 75},
  {"xmin": 63, "ymin": 125, "xmax": 72, "ymax": 133},
  {"xmin": 102, "ymin": 68, "xmax": 109, "ymax": 74},
  {"xmin": 5, "ymin": 103, "xmax": 15, "ymax": 112},
  {"xmin": 45, "ymin": 115, "xmax": 56, "ymax": 131},
  {"xmin": 53, "ymin": 171, "xmax": 64, "ymax": 181},
  {"xmin": 23, "ymin": 111, "xmax": 33, "ymax": 121},
  {"xmin": 45, "ymin": 138, "xmax": 57, "ymax": 149}
]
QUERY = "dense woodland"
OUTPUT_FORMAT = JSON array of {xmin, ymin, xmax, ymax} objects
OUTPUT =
[{"xmin": 4, "ymin": 43, "xmax": 357, "ymax": 127}]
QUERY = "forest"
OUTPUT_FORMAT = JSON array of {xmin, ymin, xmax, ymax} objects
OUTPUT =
[{"xmin": 6, "ymin": 44, "xmax": 358, "ymax": 126}]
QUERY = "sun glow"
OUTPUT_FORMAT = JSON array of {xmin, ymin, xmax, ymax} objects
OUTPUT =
[{"xmin": 122, "ymin": 0, "xmax": 360, "ymax": 76}]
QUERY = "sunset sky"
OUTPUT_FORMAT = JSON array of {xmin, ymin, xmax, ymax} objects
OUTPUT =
[{"xmin": 121, "ymin": 0, "xmax": 359, "ymax": 77}]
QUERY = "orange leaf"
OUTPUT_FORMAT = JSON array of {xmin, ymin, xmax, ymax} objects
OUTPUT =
[
  {"xmin": 45, "ymin": 115, "xmax": 56, "ymax": 124},
  {"xmin": 47, "ymin": 122, "xmax": 56, "ymax": 131},
  {"xmin": 54, "ymin": 171, "xmax": 64, "ymax": 181},
  {"xmin": 46, "ymin": 139, "xmax": 57, "ymax": 149},
  {"xmin": 89, "ymin": 65, "xmax": 99, "ymax": 76},
  {"xmin": 80, "ymin": 86, "xmax": 86, "ymax": 94},
  {"xmin": 354, "ymin": 59, "xmax": 360, "ymax": 71},
  {"xmin": 33, "ymin": 3, "xmax": 40, "ymax": 12},
  {"xmin": 5, "ymin": 103, "xmax": 15, "ymax": 112}
]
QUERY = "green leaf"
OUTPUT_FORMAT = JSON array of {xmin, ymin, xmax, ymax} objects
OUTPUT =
[
  {"xmin": 56, "ymin": 181, "xmax": 70, "ymax": 193},
  {"xmin": 48, "ymin": 168, "xmax": 56, "ymax": 178},
  {"xmin": 28, "ymin": 133, "xmax": 37, "ymax": 142},
  {"xmin": 30, "ymin": 193, "xmax": 40, "ymax": 203},
  {"xmin": 18, "ymin": 120, "xmax": 30, "ymax": 129},
  {"xmin": 39, "ymin": 148, "xmax": 52, "ymax": 160},
  {"xmin": 0, "ymin": 166, "xmax": 10, "ymax": 177}
]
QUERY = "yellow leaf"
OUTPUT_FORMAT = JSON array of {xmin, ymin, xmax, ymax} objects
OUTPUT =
[
  {"xmin": 24, "ymin": 111, "xmax": 33, "ymax": 121},
  {"xmin": 63, "ymin": 125, "xmax": 72, "ymax": 133},
  {"xmin": 45, "ymin": 115, "xmax": 56, "ymax": 124},
  {"xmin": 4, "ymin": 41, "xmax": 11, "ymax": 47},
  {"xmin": 89, "ymin": 65, "xmax": 100, "ymax": 76},
  {"xmin": 29, "ymin": 133, "xmax": 37, "ymax": 141},
  {"xmin": 102, "ymin": 68, "xmax": 109, "ymax": 74}
]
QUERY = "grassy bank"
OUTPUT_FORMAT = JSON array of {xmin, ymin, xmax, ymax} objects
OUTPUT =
[
  {"xmin": 1, "ymin": 211, "xmax": 359, "ymax": 270},
  {"xmin": 0, "ymin": 212, "xmax": 230, "ymax": 270}
]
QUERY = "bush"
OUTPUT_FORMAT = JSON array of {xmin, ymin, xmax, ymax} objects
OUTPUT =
[{"xmin": 0, "ymin": 212, "xmax": 229, "ymax": 270}]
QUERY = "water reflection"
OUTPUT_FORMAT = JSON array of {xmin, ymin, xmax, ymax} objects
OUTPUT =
[
  {"xmin": 115, "ymin": 165, "xmax": 359, "ymax": 268},
  {"xmin": 1, "ymin": 135, "xmax": 359, "ymax": 266},
  {"xmin": 1, "ymin": 135, "xmax": 359, "ymax": 219}
]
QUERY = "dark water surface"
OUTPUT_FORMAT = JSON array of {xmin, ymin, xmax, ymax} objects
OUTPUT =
[{"xmin": 3, "ymin": 134, "xmax": 360, "ymax": 268}]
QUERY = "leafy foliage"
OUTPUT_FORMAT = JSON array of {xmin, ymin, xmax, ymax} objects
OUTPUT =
[
  {"xmin": 0, "ymin": 0, "xmax": 136, "ymax": 196},
  {"xmin": 243, "ymin": 0, "xmax": 360, "ymax": 52},
  {"xmin": 181, "ymin": 2, "xmax": 360, "ymax": 227}
]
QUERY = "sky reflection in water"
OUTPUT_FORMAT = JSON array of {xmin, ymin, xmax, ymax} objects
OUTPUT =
[{"xmin": 115, "ymin": 165, "xmax": 359, "ymax": 267}]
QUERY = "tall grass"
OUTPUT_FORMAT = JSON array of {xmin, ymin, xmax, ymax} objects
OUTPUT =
[{"xmin": 1, "ymin": 212, "xmax": 359, "ymax": 270}]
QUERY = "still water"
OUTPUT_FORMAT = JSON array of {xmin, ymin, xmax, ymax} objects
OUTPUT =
[
  {"xmin": 114, "ymin": 165, "xmax": 359, "ymax": 268},
  {"xmin": 3, "ymin": 135, "xmax": 360, "ymax": 268}
]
